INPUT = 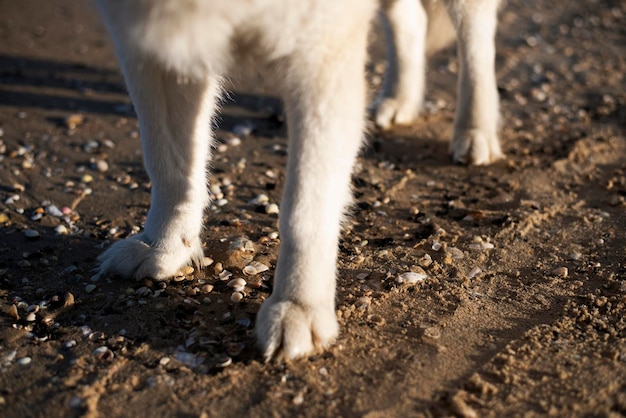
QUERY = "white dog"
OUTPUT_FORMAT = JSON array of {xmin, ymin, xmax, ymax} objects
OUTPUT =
[{"xmin": 93, "ymin": 0, "xmax": 502, "ymax": 361}]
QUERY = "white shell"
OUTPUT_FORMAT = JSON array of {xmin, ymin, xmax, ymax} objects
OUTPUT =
[{"xmin": 396, "ymin": 271, "xmax": 427, "ymax": 284}]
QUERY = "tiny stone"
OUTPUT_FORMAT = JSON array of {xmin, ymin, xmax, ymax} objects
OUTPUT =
[
  {"xmin": 64, "ymin": 114, "xmax": 85, "ymax": 129},
  {"xmin": 551, "ymin": 267, "xmax": 568, "ymax": 278},
  {"xmin": 215, "ymin": 355, "xmax": 233, "ymax": 368},
  {"xmin": 24, "ymin": 229, "xmax": 40, "ymax": 239},
  {"xmin": 96, "ymin": 160, "xmax": 109, "ymax": 173},
  {"xmin": 265, "ymin": 203, "xmax": 279, "ymax": 215},
  {"xmin": 293, "ymin": 392, "xmax": 304, "ymax": 406},
  {"xmin": 228, "ymin": 278, "xmax": 247, "ymax": 292},
  {"xmin": 46, "ymin": 205, "xmax": 63, "ymax": 217},
  {"xmin": 396, "ymin": 270, "xmax": 427, "ymax": 284},
  {"xmin": 17, "ymin": 357, "xmax": 32, "ymax": 366},
  {"xmin": 55, "ymin": 225, "xmax": 69, "ymax": 235},
  {"xmin": 85, "ymin": 284, "xmax": 97, "ymax": 293},
  {"xmin": 62, "ymin": 340, "xmax": 77, "ymax": 350}
]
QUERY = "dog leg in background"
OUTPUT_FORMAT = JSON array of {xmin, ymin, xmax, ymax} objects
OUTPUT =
[
  {"xmin": 255, "ymin": 22, "xmax": 370, "ymax": 361},
  {"xmin": 95, "ymin": 54, "xmax": 219, "ymax": 280},
  {"xmin": 446, "ymin": 0, "xmax": 503, "ymax": 165},
  {"xmin": 375, "ymin": 0, "xmax": 427, "ymax": 129}
]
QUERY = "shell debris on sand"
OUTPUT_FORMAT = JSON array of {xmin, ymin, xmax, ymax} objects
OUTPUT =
[
  {"xmin": 243, "ymin": 261, "xmax": 270, "ymax": 276},
  {"xmin": 227, "ymin": 278, "xmax": 247, "ymax": 292},
  {"xmin": 396, "ymin": 269, "xmax": 427, "ymax": 284}
]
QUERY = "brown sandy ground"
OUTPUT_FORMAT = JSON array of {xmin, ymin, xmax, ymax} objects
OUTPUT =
[{"xmin": 0, "ymin": 0, "xmax": 625, "ymax": 417}]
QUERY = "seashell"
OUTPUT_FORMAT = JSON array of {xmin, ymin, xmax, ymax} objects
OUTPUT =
[
  {"xmin": 396, "ymin": 270, "xmax": 427, "ymax": 284},
  {"xmin": 17, "ymin": 357, "xmax": 32, "ymax": 366},
  {"xmin": 243, "ymin": 261, "xmax": 269, "ymax": 276},
  {"xmin": 24, "ymin": 229, "xmax": 40, "ymax": 239},
  {"xmin": 93, "ymin": 346, "xmax": 114, "ymax": 361},
  {"xmin": 230, "ymin": 292, "xmax": 243, "ymax": 303},
  {"xmin": 55, "ymin": 225, "xmax": 69, "ymax": 235},
  {"xmin": 265, "ymin": 203, "xmax": 279, "ymax": 215},
  {"xmin": 227, "ymin": 278, "xmax": 247, "ymax": 292},
  {"xmin": 62, "ymin": 340, "xmax": 77, "ymax": 350}
]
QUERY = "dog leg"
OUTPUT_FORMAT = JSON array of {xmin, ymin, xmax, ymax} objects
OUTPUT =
[
  {"xmin": 375, "ymin": 0, "xmax": 427, "ymax": 129},
  {"xmin": 96, "ymin": 55, "xmax": 219, "ymax": 280},
  {"xmin": 446, "ymin": 0, "xmax": 503, "ymax": 165},
  {"xmin": 255, "ymin": 27, "xmax": 369, "ymax": 361}
]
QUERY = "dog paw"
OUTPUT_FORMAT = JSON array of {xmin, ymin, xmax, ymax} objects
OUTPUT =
[
  {"xmin": 374, "ymin": 98, "xmax": 420, "ymax": 130},
  {"xmin": 451, "ymin": 129, "xmax": 503, "ymax": 166},
  {"xmin": 255, "ymin": 298, "xmax": 339, "ymax": 362},
  {"xmin": 94, "ymin": 233, "xmax": 204, "ymax": 281}
]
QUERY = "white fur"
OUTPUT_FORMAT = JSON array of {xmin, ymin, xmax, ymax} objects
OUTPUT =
[
  {"xmin": 93, "ymin": 0, "xmax": 502, "ymax": 361},
  {"xmin": 376, "ymin": 0, "xmax": 503, "ymax": 165}
]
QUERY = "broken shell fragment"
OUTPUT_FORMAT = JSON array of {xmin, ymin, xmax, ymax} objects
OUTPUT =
[
  {"xmin": 227, "ymin": 278, "xmax": 247, "ymax": 292},
  {"xmin": 242, "ymin": 261, "xmax": 270, "ymax": 276},
  {"xmin": 396, "ymin": 270, "xmax": 427, "ymax": 284},
  {"xmin": 230, "ymin": 292, "xmax": 244, "ymax": 303}
]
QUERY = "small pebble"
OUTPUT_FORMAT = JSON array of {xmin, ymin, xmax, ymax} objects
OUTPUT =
[
  {"xmin": 96, "ymin": 160, "xmax": 109, "ymax": 173},
  {"xmin": 24, "ymin": 229, "xmax": 40, "ymax": 239},
  {"xmin": 552, "ymin": 267, "xmax": 568, "ymax": 278},
  {"xmin": 265, "ymin": 203, "xmax": 279, "ymax": 215},
  {"xmin": 55, "ymin": 225, "xmax": 69, "ymax": 235},
  {"xmin": 396, "ymin": 270, "xmax": 427, "ymax": 284},
  {"xmin": 16, "ymin": 357, "xmax": 32, "ymax": 366},
  {"xmin": 225, "ymin": 136, "xmax": 242, "ymax": 146},
  {"xmin": 248, "ymin": 194, "xmax": 269, "ymax": 206},
  {"xmin": 93, "ymin": 346, "xmax": 114, "ymax": 361},
  {"xmin": 85, "ymin": 284, "xmax": 97, "ymax": 293},
  {"xmin": 293, "ymin": 392, "xmax": 305, "ymax": 405},
  {"xmin": 62, "ymin": 340, "xmax": 77, "ymax": 350}
]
